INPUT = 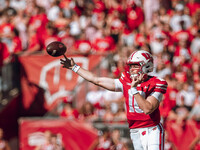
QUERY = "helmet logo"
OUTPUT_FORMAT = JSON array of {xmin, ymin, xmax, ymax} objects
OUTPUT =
[{"xmin": 141, "ymin": 52, "xmax": 151, "ymax": 60}]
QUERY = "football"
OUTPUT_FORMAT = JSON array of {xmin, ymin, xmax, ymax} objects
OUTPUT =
[{"xmin": 46, "ymin": 41, "xmax": 67, "ymax": 57}]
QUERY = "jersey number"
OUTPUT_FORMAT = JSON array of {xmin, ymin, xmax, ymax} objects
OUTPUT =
[{"xmin": 128, "ymin": 89, "xmax": 144, "ymax": 113}]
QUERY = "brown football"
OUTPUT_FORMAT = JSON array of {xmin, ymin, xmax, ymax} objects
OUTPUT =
[{"xmin": 46, "ymin": 41, "xmax": 67, "ymax": 57}]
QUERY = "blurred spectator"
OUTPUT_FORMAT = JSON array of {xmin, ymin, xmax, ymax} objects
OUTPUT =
[
  {"xmin": 143, "ymin": 0, "xmax": 160, "ymax": 26},
  {"xmin": 28, "ymin": 4, "xmax": 48, "ymax": 37},
  {"xmin": 86, "ymin": 84, "xmax": 105, "ymax": 112},
  {"xmin": 69, "ymin": 11, "xmax": 81, "ymax": 39},
  {"xmin": 34, "ymin": 130, "xmax": 65, "ymax": 150},
  {"xmin": 167, "ymin": 82, "xmax": 196, "ymax": 127},
  {"xmin": 188, "ymin": 81, "xmax": 200, "ymax": 121},
  {"xmin": 106, "ymin": 10, "xmax": 124, "ymax": 44},
  {"xmin": 113, "ymin": 101, "xmax": 127, "ymax": 122},
  {"xmin": 190, "ymin": 29, "xmax": 200, "ymax": 55},
  {"xmin": 22, "ymin": 26, "xmax": 41, "ymax": 55},
  {"xmin": 158, "ymin": 7, "xmax": 171, "ymax": 24},
  {"xmin": 47, "ymin": 0, "xmax": 60, "ymax": 22},
  {"xmin": 58, "ymin": 25, "xmax": 75, "ymax": 54},
  {"xmin": 150, "ymin": 32, "xmax": 166, "ymax": 55},
  {"xmin": 11, "ymin": 7, "xmax": 29, "ymax": 49},
  {"xmin": 173, "ymin": 39, "xmax": 191, "ymax": 63},
  {"xmin": 176, "ymin": 82, "xmax": 196, "ymax": 109},
  {"xmin": 41, "ymin": 22, "xmax": 61, "ymax": 50},
  {"xmin": 165, "ymin": 77, "xmax": 180, "ymax": 110},
  {"xmin": 72, "ymin": 31, "xmax": 92, "ymax": 56},
  {"xmin": 119, "ymin": 27, "xmax": 136, "ymax": 47},
  {"xmin": 0, "ymin": 7, "xmax": 16, "ymax": 39},
  {"xmin": 54, "ymin": 9, "xmax": 70, "ymax": 30},
  {"xmin": 85, "ymin": 23, "xmax": 102, "ymax": 44},
  {"xmin": 167, "ymin": 100, "xmax": 190, "ymax": 128},
  {"xmin": 35, "ymin": 130, "xmax": 53, "ymax": 150},
  {"xmin": 152, "ymin": 54, "xmax": 172, "ymax": 79},
  {"xmin": 60, "ymin": 98, "xmax": 79, "ymax": 119},
  {"xmin": 0, "ymin": 8, "xmax": 23, "ymax": 56},
  {"xmin": 191, "ymin": 61, "xmax": 200, "ymax": 83},
  {"xmin": 111, "ymin": 57, "xmax": 126, "ymax": 78},
  {"xmin": 102, "ymin": 90, "xmax": 123, "ymax": 109},
  {"xmin": 162, "ymin": 77, "xmax": 179, "ymax": 116},
  {"xmin": 172, "ymin": 63, "xmax": 188, "ymax": 83},
  {"xmin": 0, "ymin": 40, "xmax": 10, "ymax": 67},
  {"xmin": 186, "ymin": 0, "xmax": 200, "ymax": 17},
  {"xmin": 172, "ymin": 20, "xmax": 193, "ymax": 45},
  {"xmin": 7, "ymin": 28, "xmax": 22, "ymax": 55},
  {"xmin": 111, "ymin": 129, "xmax": 129, "ymax": 150},
  {"xmin": 51, "ymin": 133, "xmax": 65, "ymax": 150},
  {"xmin": 125, "ymin": 1, "xmax": 144, "ymax": 31},
  {"xmin": 79, "ymin": 101, "xmax": 98, "ymax": 122},
  {"xmin": 102, "ymin": 103, "xmax": 115, "ymax": 122},
  {"xmin": 89, "ymin": 128, "xmax": 114, "ymax": 150},
  {"xmin": 0, "ymin": 128, "xmax": 11, "ymax": 150},
  {"xmin": 92, "ymin": 28, "xmax": 116, "ymax": 55},
  {"xmin": 170, "ymin": 3, "xmax": 192, "ymax": 32},
  {"xmin": 134, "ymin": 23, "xmax": 148, "ymax": 48}
]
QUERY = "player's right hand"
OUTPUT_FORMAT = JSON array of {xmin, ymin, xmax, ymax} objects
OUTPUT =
[
  {"xmin": 60, "ymin": 57, "xmax": 75, "ymax": 70},
  {"xmin": 131, "ymin": 73, "xmax": 144, "ymax": 88}
]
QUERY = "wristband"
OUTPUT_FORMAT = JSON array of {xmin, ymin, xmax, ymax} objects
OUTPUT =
[
  {"xmin": 72, "ymin": 64, "xmax": 80, "ymax": 73},
  {"xmin": 129, "ymin": 87, "xmax": 139, "ymax": 95}
]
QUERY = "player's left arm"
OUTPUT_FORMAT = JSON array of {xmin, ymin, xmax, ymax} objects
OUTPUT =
[
  {"xmin": 134, "ymin": 94, "xmax": 160, "ymax": 115},
  {"xmin": 130, "ymin": 74, "xmax": 167, "ymax": 115}
]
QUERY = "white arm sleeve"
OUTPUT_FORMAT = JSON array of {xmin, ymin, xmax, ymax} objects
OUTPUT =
[
  {"xmin": 150, "ymin": 92, "xmax": 163, "ymax": 102},
  {"xmin": 114, "ymin": 79, "xmax": 123, "ymax": 92}
]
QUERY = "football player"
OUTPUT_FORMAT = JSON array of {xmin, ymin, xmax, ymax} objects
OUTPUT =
[{"xmin": 60, "ymin": 50, "xmax": 168, "ymax": 150}]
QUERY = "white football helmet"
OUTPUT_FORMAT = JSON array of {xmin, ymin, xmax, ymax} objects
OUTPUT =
[{"xmin": 127, "ymin": 50, "xmax": 154, "ymax": 75}]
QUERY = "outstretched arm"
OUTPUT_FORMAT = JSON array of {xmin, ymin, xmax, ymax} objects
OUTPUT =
[{"xmin": 60, "ymin": 57, "xmax": 116, "ymax": 91}]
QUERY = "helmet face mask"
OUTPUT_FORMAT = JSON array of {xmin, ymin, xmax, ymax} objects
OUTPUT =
[{"xmin": 127, "ymin": 50, "xmax": 154, "ymax": 77}]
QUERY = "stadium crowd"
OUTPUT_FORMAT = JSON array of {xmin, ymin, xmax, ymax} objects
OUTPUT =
[{"xmin": 0, "ymin": 0, "xmax": 200, "ymax": 149}]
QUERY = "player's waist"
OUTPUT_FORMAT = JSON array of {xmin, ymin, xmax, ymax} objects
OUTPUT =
[{"xmin": 127, "ymin": 119, "xmax": 160, "ymax": 129}]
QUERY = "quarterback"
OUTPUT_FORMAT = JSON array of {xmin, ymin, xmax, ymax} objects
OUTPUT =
[{"xmin": 60, "ymin": 50, "xmax": 168, "ymax": 150}]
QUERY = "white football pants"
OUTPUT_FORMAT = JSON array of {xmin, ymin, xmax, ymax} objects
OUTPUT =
[{"xmin": 130, "ymin": 123, "xmax": 164, "ymax": 150}]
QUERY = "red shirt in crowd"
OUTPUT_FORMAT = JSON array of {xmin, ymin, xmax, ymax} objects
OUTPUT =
[
  {"xmin": 172, "ymin": 30, "xmax": 194, "ymax": 44},
  {"xmin": 73, "ymin": 40, "xmax": 92, "ymax": 55},
  {"xmin": 93, "ymin": 0, "xmax": 106, "ymax": 13},
  {"xmin": 12, "ymin": 36, "xmax": 22, "ymax": 54},
  {"xmin": 174, "ymin": 46, "xmax": 192, "ymax": 57},
  {"xmin": 27, "ymin": 31, "xmax": 41, "ymax": 52},
  {"xmin": 125, "ymin": 3, "xmax": 144, "ymax": 31},
  {"xmin": 92, "ymin": 36, "xmax": 116, "ymax": 53},
  {"xmin": 0, "ymin": 23, "xmax": 14, "ymax": 37},
  {"xmin": 186, "ymin": 1, "xmax": 200, "ymax": 16},
  {"xmin": 28, "ymin": 13, "xmax": 48, "ymax": 31},
  {"xmin": 135, "ymin": 33, "xmax": 148, "ymax": 47}
]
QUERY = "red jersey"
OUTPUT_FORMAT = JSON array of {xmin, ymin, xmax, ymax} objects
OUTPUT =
[{"xmin": 117, "ymin": 72, "xmax": 167, "ymax": 128}]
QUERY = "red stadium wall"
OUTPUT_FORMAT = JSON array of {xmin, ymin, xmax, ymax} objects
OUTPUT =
[{"xmin": 19, "ymin": 118, "xmax": 98, "ymax": 150}]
